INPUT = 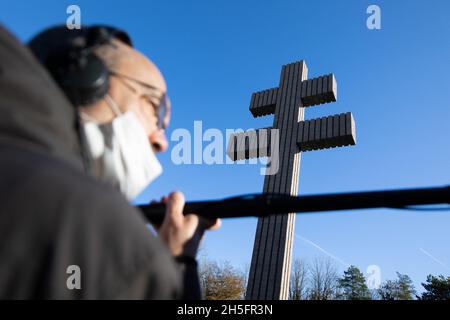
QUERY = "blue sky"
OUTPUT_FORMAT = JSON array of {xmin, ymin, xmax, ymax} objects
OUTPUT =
[{"xmin": 2, "ymin": 0, "xmax": 449, "ymax": 293}]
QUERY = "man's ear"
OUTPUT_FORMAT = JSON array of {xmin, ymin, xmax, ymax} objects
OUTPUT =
[
  {"xmin": 77, "ymin": 97, "xmax": 115, "ymax": 124},
  {"xmin": 78, "ymin": 106, "xmax": 96, "ymax": 123}
]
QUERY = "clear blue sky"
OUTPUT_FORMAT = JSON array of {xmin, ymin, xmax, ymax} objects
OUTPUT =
[{"xmin": 2, "ymin": 0, "xmax": 449, "ymax": 293}]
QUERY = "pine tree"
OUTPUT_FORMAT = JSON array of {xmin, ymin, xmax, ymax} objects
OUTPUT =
[
  {"xmin": 420, "ymin": 275, "xmax": 450, "ymax": 300},
  {"xmin": 378, "ymin": 272, "xmax": 416, "ymax": 300},
  {"xmin": 338, "ymin": 265, "xmax": 371, "ymax": 300},
  {"xmin": 396, "ymin": 272, "xmax": 416, "ymax": 300},
  {"xmin": 378, "ymin": 279, "xmax": 398, "ymax": 300}
]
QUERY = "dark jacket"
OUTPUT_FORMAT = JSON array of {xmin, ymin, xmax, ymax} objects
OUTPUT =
[{"xmin": 0, "ymin": 25, "xmax": 200, "ymax": 299}]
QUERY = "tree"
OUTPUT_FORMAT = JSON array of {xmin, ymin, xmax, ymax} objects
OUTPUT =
[
  {"xmin": 199, "ymin": 260, "xmax": 246, "ymax": 300},
  {"xmin": 378, "ymin": 279, "xmax": 399, "ymax": 300},
  {"xmin": 289, "ymin": 258, "xmax": 309, "ymax": 300},
  {"xmin": 396, "ymin": 273, "xmax": 416, "ymax": 300},
  {"xmin": 378, "ymin": 272, "xmax": 416, "ymax": 300},
  {"xmin": 420, "ymin": 275, "xmax": 450, "ymax": 300},
  {"xmin": 338, "ymin": 265, "xmax": 371, "ymax": 300},
  {"xmin": 308, "ymin": 258, "xmax": 339, "ymax": 300}
]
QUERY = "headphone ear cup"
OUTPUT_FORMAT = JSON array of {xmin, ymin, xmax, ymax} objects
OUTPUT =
[
  {"xmin": 28, "ymin": 25, "xmax": 132, "ymax": 107},
  {"xmin": 56, "ymin": 51, "xmax": 110, "ymax": 106}
]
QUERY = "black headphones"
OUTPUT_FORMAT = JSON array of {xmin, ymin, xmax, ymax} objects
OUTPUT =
[{"xmin": 28, "ymin": 25, "xmax": 133, "ymax": 106}]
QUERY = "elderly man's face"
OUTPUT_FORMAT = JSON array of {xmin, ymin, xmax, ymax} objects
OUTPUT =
[{"xmin": 81, "ymin": 40, "xmax": 169, "ymax": 153}]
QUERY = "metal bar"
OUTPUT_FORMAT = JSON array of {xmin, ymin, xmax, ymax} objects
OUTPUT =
[{"xmin": 138, "ymin": 186, "xmax": 450, "ymax": 225}]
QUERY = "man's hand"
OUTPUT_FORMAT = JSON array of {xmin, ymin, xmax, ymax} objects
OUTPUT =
[{"xmin": 156, "ymin": 191, "xmax": 220, "ymax": 258}]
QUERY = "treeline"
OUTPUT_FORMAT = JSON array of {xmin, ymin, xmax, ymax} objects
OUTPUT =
[
  {"xmin": 289, "ymin": 258, "xmax": 413, "ymax": 300},
  {"xmin": 199, "ymin": 257, "xmax": 450, "ymax": 300}
]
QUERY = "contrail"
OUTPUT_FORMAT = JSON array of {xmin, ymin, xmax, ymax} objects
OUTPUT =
[
  {"xmin": 419, "ymin": 248, "xmax": 450, "ymax": 271},
  {"xmin": 294, "ymin": 233, "xmax": 350, "ymax": 268}
]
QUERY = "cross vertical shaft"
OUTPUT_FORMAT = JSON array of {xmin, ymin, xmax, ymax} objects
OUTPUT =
[
  {"xmin": 246, "ymin": 61, "xmax": 307, "ymax": 299},
  {"xmin": 227, "ymin": 59, "xmax": 356, "ymax": 300}
]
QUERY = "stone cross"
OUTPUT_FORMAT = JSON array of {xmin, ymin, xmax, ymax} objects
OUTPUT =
[{"xmin": 226, "ymin": 60, "xmax": 356, "ymax": 300}]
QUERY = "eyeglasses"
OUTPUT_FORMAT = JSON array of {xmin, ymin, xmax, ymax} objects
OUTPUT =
[{"xmin": 109, "ymin": 71, "xmax": 171, "ymax": 130}]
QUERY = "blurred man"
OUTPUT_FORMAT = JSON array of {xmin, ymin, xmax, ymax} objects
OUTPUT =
[{"xmin": 0, "ymin": 24, "xmax": 218, "ymax": 299}]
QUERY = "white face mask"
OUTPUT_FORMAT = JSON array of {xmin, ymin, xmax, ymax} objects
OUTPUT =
[{"xmin": 81, "ymin": 94, "xmax": 163, "ymax": 200}]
